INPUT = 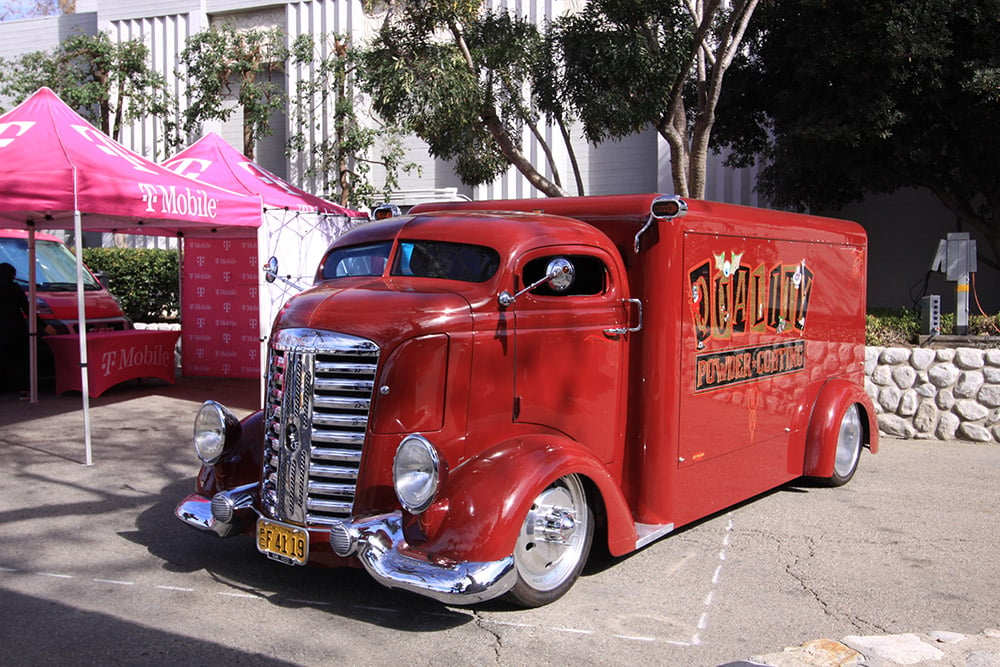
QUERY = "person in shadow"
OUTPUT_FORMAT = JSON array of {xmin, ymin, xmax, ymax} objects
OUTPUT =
[{"xmin": 0, "ymin": 262, "xmax": 30, "ymax": 398}]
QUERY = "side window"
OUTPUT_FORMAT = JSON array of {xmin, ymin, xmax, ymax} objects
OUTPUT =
[{"xmin": 523, "ymin": 255, "xmax": 607, "ymax": 297}]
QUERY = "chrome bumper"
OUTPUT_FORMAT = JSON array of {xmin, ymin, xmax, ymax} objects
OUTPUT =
[
  {"xmin": 175, "ymin": 483, "xmax": 258, "ymax": 537},
  {"xmin": 330, "ymin": 512, "xmax": 517, "ymax": 605}
]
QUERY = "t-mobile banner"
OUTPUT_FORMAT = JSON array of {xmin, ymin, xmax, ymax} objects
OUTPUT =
[{"xmin": 182, "ymin": 237, "xmax": 261, "ymax": 378}]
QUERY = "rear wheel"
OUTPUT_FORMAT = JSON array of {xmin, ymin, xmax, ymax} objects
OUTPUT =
[
  {"xmin": 824, "ymin": 403, "xmax": 863, "ymax": 486},
  {"xmin": 506, "ymin": 474, "xmax": 593, "ymax": 607}
]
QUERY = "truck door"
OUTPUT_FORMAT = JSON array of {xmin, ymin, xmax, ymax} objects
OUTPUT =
[{"xmin": 510, "ymin": 247, "xmax": 630, "ymax": 463}]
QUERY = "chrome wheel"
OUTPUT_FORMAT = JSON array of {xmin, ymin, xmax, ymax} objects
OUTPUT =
[
  {"xmin": 507, "ymin": 474, "xmax": 593, "ymax": 607},
  {"xmin": 830, "ymin": 403, "xmax": 863, "ymax": 486}
]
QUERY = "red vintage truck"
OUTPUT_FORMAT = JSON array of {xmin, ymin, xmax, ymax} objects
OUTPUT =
[{"xmin": 176, "ymin": 194, "xmax": 877, "ymax": 607}]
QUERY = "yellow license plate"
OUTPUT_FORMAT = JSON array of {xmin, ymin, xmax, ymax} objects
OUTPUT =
[{"xmin": 256, "ymin": 518, "xmax": 309, "ymax": 566}]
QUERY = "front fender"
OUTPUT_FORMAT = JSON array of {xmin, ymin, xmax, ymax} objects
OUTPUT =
[
  {"xmin": 195, "ymin": 410, "xmax": 265, "ymax": 498},
  {"xmin": 804, "ymin": 377, "xmax": 879, "ymax": 477},
  {"xmin": 409, "ymin": 434, "xmax": 636, "ymax": 563}
]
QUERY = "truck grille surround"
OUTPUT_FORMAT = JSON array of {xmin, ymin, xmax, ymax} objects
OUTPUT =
[{"xmin": 262, "ymin": 328, "xmax": 379, "ymax": 527}]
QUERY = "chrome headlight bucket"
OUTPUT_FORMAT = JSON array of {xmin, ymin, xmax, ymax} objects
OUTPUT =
[
  {"xmin": 193, "ymin": 400, "xmax": 240, "ymax": 464},
  {"xmin": 392, "ymin": 434, "xmax": 441, "ymax": 514}
]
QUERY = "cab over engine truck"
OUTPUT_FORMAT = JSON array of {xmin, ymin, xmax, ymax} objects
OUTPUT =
[{"xmin": 176, "ymin": 194, "xmax": 877, "ymax": 607}]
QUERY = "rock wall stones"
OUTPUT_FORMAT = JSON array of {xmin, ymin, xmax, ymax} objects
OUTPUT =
[{"xmin": 865, "ymin": 346, "xmax": 1000, "ymax": 442}]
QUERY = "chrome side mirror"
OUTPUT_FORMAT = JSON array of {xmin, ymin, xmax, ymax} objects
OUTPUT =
[
  {"xmin": 499, "ymin": 257, "xmax": 576, "ymax": 308},
  {"xmin": 263, "ymin": 256, "xmax": 305, "ymax": 292},
  {"xmin": 545, "ymin": 257, "xmax": 575, "ymax": 292},
  {"xmin": 264, "ymin": 256, "xmax": 279, "ymax": 284}
]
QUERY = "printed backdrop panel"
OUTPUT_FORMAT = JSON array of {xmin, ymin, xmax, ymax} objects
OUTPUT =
[{"xmin": 182, "ymin": 237, "xmax": 261, "ymax": 378}]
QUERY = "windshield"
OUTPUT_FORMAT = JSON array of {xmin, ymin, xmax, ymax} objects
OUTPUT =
[
  {"xmin": 320, "ymin": 241, "xmax": 393, "ymax": 279},
  {"xmin": 392, "ymin": 240, "xmax": 500, "ymax": 283},
  {"xmin": 320, "ymin": 240, "xmax": 500, "ymax": 284},
  {"xmin": 0, "ymin": 238, "xmax": 101, "ymax": 291}
]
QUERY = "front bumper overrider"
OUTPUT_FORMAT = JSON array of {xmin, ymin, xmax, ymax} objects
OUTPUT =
[
  {"xmin": 175, "ymin": 483, "xmax": 257, "ymax": 537},
  {"xmin": 329, "ymin": 512, "xmax": 517, "ymax": 605}
]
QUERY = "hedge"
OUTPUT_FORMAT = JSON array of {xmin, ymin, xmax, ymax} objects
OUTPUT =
[
  {"xmin": 81, "ymin": 247, "xmax": 179, "ymax": 323},
  {"xmin": 866, "ymin": 307, "xmax": 1000, "ymax": 346}
]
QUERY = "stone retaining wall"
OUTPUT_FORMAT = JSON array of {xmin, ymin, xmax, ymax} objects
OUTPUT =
[{"xmin": 864, "ymin": 346, "xmax": 1000, "ymax": 442}]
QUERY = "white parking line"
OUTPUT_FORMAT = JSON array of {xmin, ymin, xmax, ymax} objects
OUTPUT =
[{"xmin": 690, "ymin": 513, "xmax": 735, "ymax": 646}]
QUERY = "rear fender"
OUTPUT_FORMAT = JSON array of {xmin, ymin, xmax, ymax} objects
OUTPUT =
[
  {"xmin": 411, "ymin": 435, "xmax": 636, "ymax": 563},
  {"xmin": 804, "ymin": 378, "xmax": 879, "ymax": 477}
]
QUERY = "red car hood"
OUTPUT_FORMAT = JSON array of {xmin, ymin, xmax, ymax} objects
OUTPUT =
[{"xmin": 274, "ymin": 278, "xmax": 474, "ymax": 346}]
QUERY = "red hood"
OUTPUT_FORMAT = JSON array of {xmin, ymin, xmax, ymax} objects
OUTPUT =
[
  {"xmin": 274, "ymin": 278, "xmax": 474, "ymax": 346},
  {"xmin": 38, "ymin": 287, "xmax": 125, "ymax": 321}
]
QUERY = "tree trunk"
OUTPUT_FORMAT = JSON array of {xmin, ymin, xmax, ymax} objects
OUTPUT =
[{"xmin": 450, "ymin": 21, "xmax": 567, "ymax": 198}]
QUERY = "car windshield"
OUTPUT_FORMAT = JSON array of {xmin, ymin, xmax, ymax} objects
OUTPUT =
[
  {"xmin": 392, "ymin": 240, "xmax": 500, "ymax": 283},
  {"xmin": 0, "ymin": 237, "xmax": 101, "ymax": 291},
  {"xmin": 320, "ymin": 240, "xmax": 500, "ymax": 284},
  {"xmin": 320, "ymin": 241, "xmax": 393, "ymax": 279}
]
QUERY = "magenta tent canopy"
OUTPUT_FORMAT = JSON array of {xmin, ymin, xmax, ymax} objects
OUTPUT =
[
  {"xmin": 0, "ymin": 87, "xmax": 263, "ymax": 465},
  {"xmin": 163, "ymin": 131, "xmax": 363, "ymax": 218},
  {"xmin": 0, "ymin": 87, "xmax": 262, "ymax": 237}
]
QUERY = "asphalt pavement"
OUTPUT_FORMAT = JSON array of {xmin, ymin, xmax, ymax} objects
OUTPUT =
[{"xmin": 1, "ymin": 376, "xmax": 998, "ymax": 666}]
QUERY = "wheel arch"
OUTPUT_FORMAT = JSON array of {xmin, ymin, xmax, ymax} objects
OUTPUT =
[
  {"xmin": 803, "ymin": 377, "xmax": 879, "ymax": 478},
  {"xmin": 411, "ymin": 434, "xmax": 636, "ymax": 563}
]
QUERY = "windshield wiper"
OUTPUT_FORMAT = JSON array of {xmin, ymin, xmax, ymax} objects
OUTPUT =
[{"xmin": 40, "ymin": 281, "xmax": 97, "ymax": 291}]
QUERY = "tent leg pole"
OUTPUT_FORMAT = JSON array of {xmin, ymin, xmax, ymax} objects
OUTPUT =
[
  {"xmin": 27, "ymin": 224, "xmax": 38, "ymax": 403},
  {"xmin": 73, "ymin": 209, "xmax": 93, "ymax": 466}
]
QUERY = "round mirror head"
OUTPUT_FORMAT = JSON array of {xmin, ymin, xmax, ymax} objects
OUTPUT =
[
  {"xmin": 546, "ymin": 257, "xmax": 575, "ymax": 292},
  {"xmin": 264, "ymin": 256, "xmax": 279, "ymax": 284}
]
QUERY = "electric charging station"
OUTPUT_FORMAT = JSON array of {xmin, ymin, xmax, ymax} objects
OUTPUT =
[{"xmin": 930, "ymin": 232, "xmax": 977, "ymax": 335}]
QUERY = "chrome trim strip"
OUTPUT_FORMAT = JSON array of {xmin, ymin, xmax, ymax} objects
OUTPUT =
[
  {"xmin": 315, "ymin": 377, "xmax": 375, "ymax": 392},
  {"xmin": 312, "ymin": 413, "xmax": 368, "ymax": 428},
  {"xmin": 307, "ymin": 498, "xmax": 354, "ymax": 513},
  {"xmin": 315, "ymin": 361, "xmax": 376, "ymax": 375},
  {"xmin": 310, "ymin": 447, "xmax": 363, "ymax": 463},
  {"xmin": 308, "ymin": 480, "xmax": 355, "ymax": 495},
  {"xmin": 635, "ymin": 521, "xmax": 675, "ymax": 549},
  {"xmin": 311, "ymin": 430, "xmax": 365, "ymax": 445},
  {"xmin": 334, "ymin": 513, "xmax": 518, "ymax": 604},
  {"xmin": 309, "ymin": 463, "xmax": 360, "ymax": 479},
  {"xmin": 313, "ymin": 395, "xmax": 372, "ymax": 411}
]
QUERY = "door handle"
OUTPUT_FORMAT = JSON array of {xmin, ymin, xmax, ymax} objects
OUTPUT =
[{"xmin": 604, "ymin": 298, "xmax": 643, "ymax": 335}]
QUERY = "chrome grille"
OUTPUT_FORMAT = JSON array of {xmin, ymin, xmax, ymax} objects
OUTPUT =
[{"xmin": 262, "ymin": 328, "xmax": 379, "ymax": 527}]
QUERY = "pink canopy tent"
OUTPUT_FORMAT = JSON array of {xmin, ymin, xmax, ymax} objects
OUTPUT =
[
  {"xmin": 162, "ymin": 133, "xmax": 366, "ymax": 381},
  {"xmin": 163, "ymin": 131, "xmax": 361, "ymax": 217},
  {"xmin": 0, "ymin": 87, "xmax": 263, "ymax": 464}
]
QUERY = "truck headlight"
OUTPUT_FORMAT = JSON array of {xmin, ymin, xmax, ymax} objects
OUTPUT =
[
  {"xmin": 194, "ymin": 400, "xmax": 239, "ymax": 464},
  {"xmin": 393, "ymin": 434, "xmax": 440, "ymax": 514}
]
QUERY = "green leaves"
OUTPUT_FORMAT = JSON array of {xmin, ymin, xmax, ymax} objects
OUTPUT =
[
  {"xmin": 179, "ymin": 25, "xmax": 288, "ymax": 160},
  {"xmin": 358, "ymin": 3, "xmax": 571, "ymax": 195},
  {"xmin": 0, "ymin": 31, "xmax": 170, "ymax": 146},
  {"xmin": 81, "ymin": 247, "xmax": 179, "ymax": 323},
  {"xmin": 717, "ymin": 0, "xmax": 1000, "ymax": 250}
]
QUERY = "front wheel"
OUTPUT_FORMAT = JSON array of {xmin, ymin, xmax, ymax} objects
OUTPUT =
[
  {"xmin": 506, "ymin": 474, "xmax": 594, "ymax": 607},
  {"xmin": 822, "ymin": 403, "xmax": 863, "ymax": 487}
]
